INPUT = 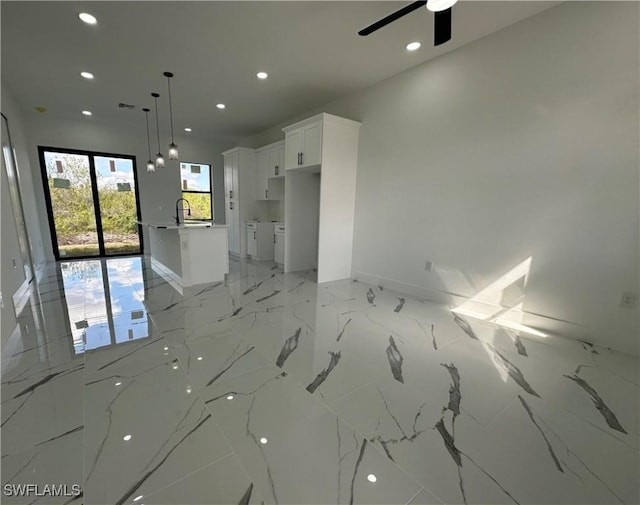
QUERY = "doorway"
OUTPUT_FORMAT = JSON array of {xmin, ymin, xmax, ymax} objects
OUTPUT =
[{"xmin": 38, "ymin": 147, "xmax": 143, "ymax": 260}]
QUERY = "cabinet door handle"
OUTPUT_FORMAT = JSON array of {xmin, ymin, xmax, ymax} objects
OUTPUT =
[
  {"xmin": 274, "ymin": 234, "xmax": 276, "ymax": 244},
  {"xmin": 275, "ymin": 165, "xmax": 279, "ymax": 176},
  {"xmin": 229, "ymin": 190, "xmax": 233, "ymax": 199},
  {"xmin": 265, "ymin": 189, "xmax": 268, "ymax": 199},
  {"xmin": 297, "ymin": 152, "xmax": 301, "ymax": 165},
  {"xmin": 229, "ymin": 202, "xmax": 234, "ymax": 210},
  {"xmin": 300, "ymin": 152, "xmax": 304, "ymax": 165},
  {"xmin": 254, "ymin": 231, "xmax": 256, "ymax": 240}
]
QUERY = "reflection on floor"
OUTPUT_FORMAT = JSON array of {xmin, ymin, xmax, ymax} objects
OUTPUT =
[{"xmin": 1, "ymin": 256, "xmax": 638, "ymax": 505}]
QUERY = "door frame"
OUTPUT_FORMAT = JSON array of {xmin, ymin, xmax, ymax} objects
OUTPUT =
[
  {"xmin": 37, "ymin": 146, "xmax": 144, "ymax": 260},
  {"xmin": 1, "ymin": 112, "xmax": 35, "ymax": 282}
]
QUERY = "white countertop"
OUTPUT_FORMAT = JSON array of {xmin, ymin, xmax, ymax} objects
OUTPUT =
[{"xmin": 137, "ymin": 221, "xmax": 227, "ymax": 230}]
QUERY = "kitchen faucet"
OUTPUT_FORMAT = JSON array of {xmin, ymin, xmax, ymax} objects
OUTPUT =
[{"xmin": 175, "ymin": 198, "xmax": 191, "ymax": 225}]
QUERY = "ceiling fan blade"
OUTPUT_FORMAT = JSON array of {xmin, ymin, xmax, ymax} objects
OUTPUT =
[
  {"xmin": 434, "ymin": 7, "xmax": 452, "ymax": 46},
  {"xmin": 358, "ymin": 1, "xmax": 427, "ymax": 36}
]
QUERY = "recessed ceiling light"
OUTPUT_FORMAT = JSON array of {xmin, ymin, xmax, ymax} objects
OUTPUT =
[
  {"xmin": 80, "ymin": 71, "xmax": 94, "ymax": 80},
  {"xmin": 406, "ymin": 42, "xmax": 421, "ymax": 51},
  {"xmin": 184, "ymin": 127, "xmax": 192, "ymax": 132},
  {"xmin": 114, "ymin": 381, "xmax": 122, "ymax": 386},
  {"xmin": 426, "ymin": 0, "xmax": 458, "ymax": 13},
  {"xmin": 78, "ymin": 12, "xmax": 97, "ymax": 25},
  {"xmin": 216, "ymin": 103, "xmax": 225, "ymax": 110},
  {"xmin": 259, "ymin": 437, "xmax": 268, "ymax": 444},
  {"xmin": 82, "ymin": 110, "xmax": 92, "ymax": 116},
  {"xmin": 367, "ymin": 474, "xmax": 377, "ymax": 483},
  {"xmin": 123, "ymin": 434, "xmax": 132, "ymax": 441},
  {"xmin": 133, "ymin": 495, "xmax": 143, "ymax": 502},
  {"xmin": 197, "ymin": 356, "xmax": 203, "ymax": 360},
  {"xmin": 226, "ymin": 395, "xmax": 234, "ymax": 400},
  {"xmin": 256, "ymin": 72, "xmax": 268, "ymax": 80}
]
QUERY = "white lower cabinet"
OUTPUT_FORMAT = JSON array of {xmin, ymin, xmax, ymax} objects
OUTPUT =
[
  {"xmin": 274, "ymin": 224, "xmax": 284, "ymax": 265},
  {"xmin": 226, "ymin": 201, "xmax": 240, "ymax": 254},
  {"xmin": 246, "ymin": 222, "xmax": 275, "ymax": 261},
  {"xmin": 246, "ymin": 223, "xmax": 258, "ymax": 258}
]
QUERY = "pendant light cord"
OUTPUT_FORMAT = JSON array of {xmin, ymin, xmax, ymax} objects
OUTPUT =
[
  {"xmin": 167, "ymin": 76, "xmax": 175, "ymax": 143},
  {"xmin": 154, "ymin": 95, "xmax": 161, "ymax": 152},
  {"xmin": 144, "ymin": 110, "xmax": 152, "ymax": 159}
]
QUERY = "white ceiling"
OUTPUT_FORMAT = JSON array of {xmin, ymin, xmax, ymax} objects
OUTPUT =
[{"xmin": 1, "ymin": 1, "xmax": 558, "ymax": 142}]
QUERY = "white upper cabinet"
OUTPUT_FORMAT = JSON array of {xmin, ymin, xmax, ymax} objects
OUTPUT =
[
  {"xmin": 255, "ymin": 141, "xmax": 284, "ymax": 200},
  {"xmin": 284, "ymin": 119, "xmax": 322, "ymax": 170},
  {"xmin": 224, "ymin": 150, "xmax": 239, "ymax": 201},
  {"xmin": 285, "ymin": 129, "xmax": 302, "ymax": 170},
  {"xmin": 269, "ymin": 144, "xmax": 284, "ymax": 177},
  {"xmin": 256, "ymin": 148, "xmax": 270, "ymax": 200}
]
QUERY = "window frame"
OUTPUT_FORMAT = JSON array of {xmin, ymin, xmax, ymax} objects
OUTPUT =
[{"xmin": 180, "ymin": 161, "xmax": 213, "ymax": 221}]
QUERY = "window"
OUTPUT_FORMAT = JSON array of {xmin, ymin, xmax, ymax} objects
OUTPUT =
[{"xmin": 180, "ymin": 162, "xmax": 212, "ymax": 220}]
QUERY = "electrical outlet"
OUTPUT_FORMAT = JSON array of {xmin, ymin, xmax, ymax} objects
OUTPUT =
[
  {"xmin": 619, "ymin": 292, "xmax": 638, "ymax": 308},
  {"xmin": 425, "ymin": 260, "xmax": 433, "ymax": 272}
]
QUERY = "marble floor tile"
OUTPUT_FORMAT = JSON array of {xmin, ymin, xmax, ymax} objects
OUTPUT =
[
  {"xmin": 1, "ymin": 359, "xmax": 84, "ymax": 457},
  {"xmin": 1, "ymin": 425, "xmax": 83, "ymax": 505},
  {"xmin": 482, "ymin": 394, "xmax": 639, "ymax": 504},
  {"xmin": 2, "ymin": 256, "xmax": 638, "ymax": 505},
  {"xmin": 207, "ymin": 368, "xmax": 423, "ymax": 504},
  {"xmin": 83, "ymin": 346, "xmax": 233, "ymax": 505},
  {"xmin": 171, "ymin": 333, "xmax": 272, "ymax": 389},
  {"xmin": 328, "ymin": 376, "xmax": 524, "ymax": 505},
  {"xmin": 137, "ymin": 454, "xmax": 264, "ymax": 505},
  {"xmin": 407, "ymin": 489, "xmax": 444, "ymax": 505}
]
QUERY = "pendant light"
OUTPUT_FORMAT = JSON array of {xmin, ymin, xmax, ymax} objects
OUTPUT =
[
  {"xmin": 151, "ymin": 93, "xmax": 164, "ymax": 169},
  {"xmin": 164, "ymin": 72, "xmax": 178, "ymax": 160},
  {"xmin": 142, "ymin": 108, "xmax": 154, "ymax": 173}
]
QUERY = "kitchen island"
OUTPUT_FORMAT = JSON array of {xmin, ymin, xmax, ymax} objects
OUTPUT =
[{"xmin": 138, "ymin": 221, "xmax": 229, "ymax": 291}]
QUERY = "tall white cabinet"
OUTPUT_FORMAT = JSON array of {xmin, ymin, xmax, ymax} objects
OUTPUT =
[
  {"xmin": 283, "ymin": 113, "xmax": 361, "ymax": 283},
  {"xmin": 222, "ymin": 147, "xmax": 257, "ymax": 257}
]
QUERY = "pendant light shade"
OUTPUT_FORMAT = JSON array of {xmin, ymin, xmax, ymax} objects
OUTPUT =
[
  {"xmin": 151, "ymin": 93, "xmax": 164, "ymax": 169},
  {"xmin": 142, "ymin": 108, "xmax": 155, "ymax": 173},
  {"xmin": 164, "ymin": 72, "xmax": 178, "ymax": 160}
]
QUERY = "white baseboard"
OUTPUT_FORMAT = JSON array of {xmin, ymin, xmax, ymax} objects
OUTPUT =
[
  {"xmin": 352, "ymin": 270, "xmax": 451, "ymax": 305},
  {"xmin": 150, "ymin": 257, "xmax": 183, "ymax": 295},
  {"xmin": 351, "ymin": 270, "xmax": 615, "ymax": 353}
]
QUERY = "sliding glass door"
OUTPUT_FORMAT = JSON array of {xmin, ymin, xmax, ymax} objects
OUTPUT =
[{"xmin": 39, "ymin": 147, "xmax": 143, "ymax": 260}]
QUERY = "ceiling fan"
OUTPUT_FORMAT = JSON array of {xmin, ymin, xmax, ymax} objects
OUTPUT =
[{"xmin": 358, "ymin": 0, "xmax": 457, "ymax": 46}]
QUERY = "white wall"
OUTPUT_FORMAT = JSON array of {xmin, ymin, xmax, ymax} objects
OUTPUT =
[
  {"xmin": 285, "ymin": 171, "xmax": 320, "ymax": 272},
  {"xmin": 20, "ymin": 112, "xmax": 232, "ymax": 261},
  {"xmin": 241, "ymin": 2, "xmax": 639, "ymax": 355}
]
